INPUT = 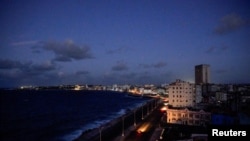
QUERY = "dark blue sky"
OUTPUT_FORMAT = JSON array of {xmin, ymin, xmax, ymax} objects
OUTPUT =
[{"xmin": 0, "ymin": 0, "xmax": 250, "ymax": 88}]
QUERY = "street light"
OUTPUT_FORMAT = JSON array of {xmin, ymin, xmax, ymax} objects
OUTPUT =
[
  {"xmin": 99, "ymin": 126, "xmax": 103, "ymax": 141},
  {"xmin": 141, "ymin": 104, "xmax": 144, "ymax": 120},
  {"xmin": 122, "ymin": 116, "xmax": 125, "ymax": 136},
  {"xmin": 151, "ymin": 101, "xmax": 153, "ymax": 111},
  {"xmin": 134, "ymin": 109, "xmax": 136, "ymax": 127},
  {"xmin": 147, "ymin": 102, "xmax": 149, "ymax": 115}
]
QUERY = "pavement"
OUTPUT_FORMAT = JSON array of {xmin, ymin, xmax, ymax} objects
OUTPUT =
[
  {"xmin": 149, "ymin": 127, "xmax": 164, "ymax": 141},
  {"xmin": 112, "ymin": 124, "xmax": 136, "ymax": 141}
]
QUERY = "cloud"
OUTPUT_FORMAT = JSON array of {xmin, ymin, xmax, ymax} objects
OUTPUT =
[
  {"xmin": 153, "ymin": 62, "xmax": 167, "ymax": 68},
  {"xmin": 214, "ymin": 13, "xmax": 249, "ymax": 35},
  {"xmin": 112, "ymin": 61, "xmax": 129, "ymax": 71},
  {"xmin": 10, "ymin": 40, "xmax": 39, "ymax": 46},
  {"xmin": 139, "ymin": 61, "xmax": 167, "ymax": 69},
  {"xmin": 205, "ymin": 44, "xmax": 229, "ymax": 54},
  {"xmin": 0, "ymin": 59, "xmax": 60, "ymax": 87},
  {"xmin": 31, "ymin": 61, "xmax": 56, "ymax": 72},
  {"xmin": 0, "ymin": 59, "xmax": 57, "ymax": 75},
  {"xmin": 0, "ymin": 59, "xmax": 27, "ymax": 69},
  {"xmin": 36, "ymin": 40, "xmax": 94, "ymax": 62}
]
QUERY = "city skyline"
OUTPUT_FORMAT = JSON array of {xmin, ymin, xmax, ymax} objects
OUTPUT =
[{"xmin": 0, "ymin": 0, "xmax": 250, "ymax": 88}]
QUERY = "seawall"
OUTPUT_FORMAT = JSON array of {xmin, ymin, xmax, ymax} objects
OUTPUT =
[{"xmin": 73, "ymin": 98, "xmax": 160, "ymax": 141}]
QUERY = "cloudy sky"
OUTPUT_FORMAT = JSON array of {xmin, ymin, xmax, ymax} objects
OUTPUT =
[{"xmin": 0, "ymin": 0, "xmax": 250, "ymax": 88}]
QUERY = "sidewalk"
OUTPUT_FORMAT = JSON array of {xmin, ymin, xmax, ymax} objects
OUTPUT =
[
  {"xmin": 112, "ymin": 105, "xmax": 164, "ymax": 141},
  {"xmin": 149, "ymin": 127, "xmax": 164, "ymax": 141},
  {"xmin": 112, "ymin": 124, "xmax": 137, "ymax": 141},
  {"xmin": 112, "ymin": 122, "xmax": 164, "ymax": 141}
]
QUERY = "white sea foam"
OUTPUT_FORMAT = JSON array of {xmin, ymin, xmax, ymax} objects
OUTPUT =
[
  {"xmin": 61, "ymin": 118, "xmax": 113, "ymax": 141},
  {"xmin": 60, "ymin": 129, "xmax": 83, "ymax": 141}
]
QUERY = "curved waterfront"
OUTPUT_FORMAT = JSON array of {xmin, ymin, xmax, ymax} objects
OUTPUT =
[{"xmin": 0, "ymin": 90, "xmax": 152, "ymax": 141}]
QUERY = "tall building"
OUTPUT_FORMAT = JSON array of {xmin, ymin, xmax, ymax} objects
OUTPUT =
[
  {"xmin": 195, "ymin": 64, "xmax": 210, "ymax": 84},
  {"xmin": 195, "ymin": 64, "xmax": 211, "ymax": 99}
]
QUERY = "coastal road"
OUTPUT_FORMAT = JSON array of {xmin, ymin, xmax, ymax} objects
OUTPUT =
[
  {"xmin": 120, "ymin": 103, "xmax": 164, "ymax": 141},
  {"xmin": 76, "ymin": 99, "xmax": 164, "ymax": 141}
]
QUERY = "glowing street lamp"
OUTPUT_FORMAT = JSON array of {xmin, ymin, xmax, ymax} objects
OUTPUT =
[
  {"xmin": 141, "ymin": 104, "xmax": 144, "ymax": 120},
  {"xmin": 99, "ymin": 126, "xmax": 103, "ymax": 141},
  {"xmin": 134, "ymin": 109, "xmax": 137, "ymax": 127},
  {"xmin": 122, "ymin": 116, "xmax": 125, "ymax": 136}
]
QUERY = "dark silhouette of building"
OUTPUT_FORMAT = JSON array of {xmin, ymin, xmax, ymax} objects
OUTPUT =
[
  {"xmin": 195, "ymin": 64, "xmax": 210, "ymax": 85},
  {"xmin": 195, "ymin": 64, "xmax": 211, "ymax": 101}
]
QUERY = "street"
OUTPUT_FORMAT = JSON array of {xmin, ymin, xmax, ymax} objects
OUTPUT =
[{"xmin": 114, "ymin": 101, "xmax": 164, "ymax": 141}]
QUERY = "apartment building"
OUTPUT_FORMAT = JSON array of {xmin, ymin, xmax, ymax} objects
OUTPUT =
[{"xmin": 167, "ymin": 79, "xmax": 196, "ymax": 107}]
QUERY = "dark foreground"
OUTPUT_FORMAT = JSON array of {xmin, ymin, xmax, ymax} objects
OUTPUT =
[{"xmin": 74, "ymin": 98, "xmax": 161, "ymax": 141}]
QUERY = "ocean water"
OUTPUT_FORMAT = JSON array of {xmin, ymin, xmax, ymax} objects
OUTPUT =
[{"xmin": 0, "ymin": 89, "xmax": 151, "ymax": 141}]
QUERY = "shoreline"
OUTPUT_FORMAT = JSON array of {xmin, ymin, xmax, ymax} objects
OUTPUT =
[
  {"xmin": 73, "ymin": 114, "xmax": 127, "ymax": 141},
  {"xmin": 73, "ymin": 98, "xmax": 159, "ymax": 141}
]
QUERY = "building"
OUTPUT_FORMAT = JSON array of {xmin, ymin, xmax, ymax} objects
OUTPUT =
[
  {"xmin": 167, "ymin": 79, "xmax": 196, "ymax": 107},
  {"xmin": 166, "ymin": 107, "xmax": 211, "ymax": 126},
  {"xmin": 195, "ymin": 64, "xmax": 212, "ymax": 101},
  {"xmin": 215, "ymin": 92, "xmax": 227, "ymax": 102},
  {"xmin": 195, "ymin": 85, "xmax": 203, "ymax": 104},
  {"xmin": 195, "ymin": 64, "xmax": 210, "ymax": 84}
]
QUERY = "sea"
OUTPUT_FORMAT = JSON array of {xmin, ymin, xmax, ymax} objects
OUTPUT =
[{"xmin": 0, "ymin": 89, "xmax": 152, "ymax": 141}]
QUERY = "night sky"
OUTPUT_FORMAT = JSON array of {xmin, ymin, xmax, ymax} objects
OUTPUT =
[{"xmin": 0, "ymin": 0, "xmax": 249, "ymax": 88}]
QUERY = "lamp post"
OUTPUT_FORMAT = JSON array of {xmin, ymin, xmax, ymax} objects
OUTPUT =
[
  {"xmin": 122, "ymin": 116, "xmax": 125, "ymax": 136},
  {"xmin": 99, "ymin": 126, "xmax": 103, "ymax": 141},
  {"xmin": 141, "ymin": 104, "xmax": 144, "ymax": 120},
  {"xmin": 155, "ymin": 100, "xmax": 157, "ymax": 108},
  {"xmin": 147, "ymin": 102, "xmax": 149, "ymax": 115},
  {"xmin": 134, "ymin": 109, "xmax": 136, "ymax": 127}
]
